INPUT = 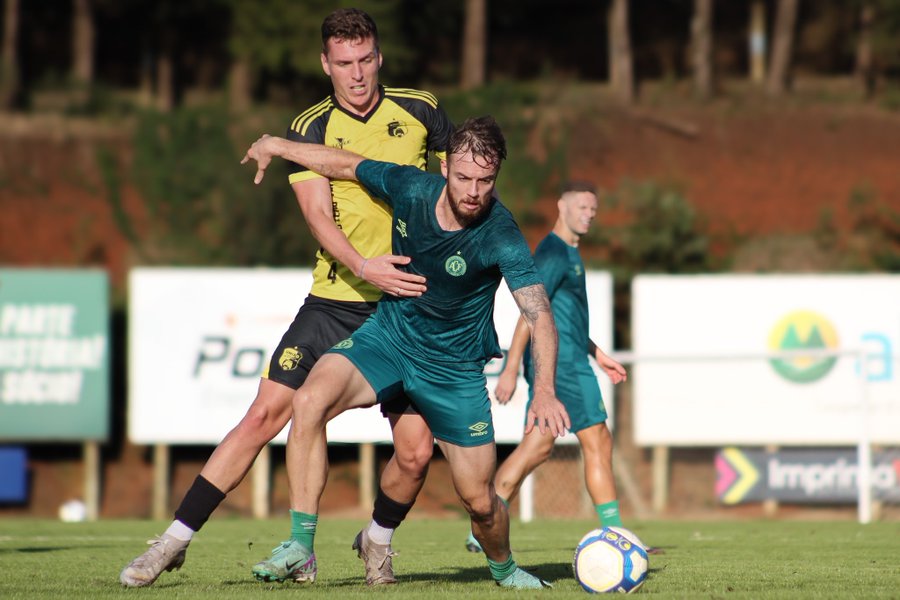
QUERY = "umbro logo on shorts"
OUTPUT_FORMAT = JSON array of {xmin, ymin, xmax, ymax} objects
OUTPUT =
[{"xmin": 468, "ymin": 421, "xmax": 489, "ymax": 437}]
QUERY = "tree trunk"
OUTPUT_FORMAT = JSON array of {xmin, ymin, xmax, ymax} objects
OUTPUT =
[
  {"xmin": 1, "ymin": 0, "xmax": 19, "ymax": 109},
  {"xmin": 691, "ymin": 0, "xmax": 714, "ymax": 100},
  {"xmin": 608, "ymin": 0, "xmax": 634, "ymax": 104},
  {"xmin": 156, "ymin": 31, "xmax": 175, "ymax": 112},
  {"xmin": 460, "ymin": 0, "xmax": 486, "ymax": 90},
  {"xmin": 228, "ymin": 58, "xmax": 252, "ymax": 113},
  {"xmin": 749, "ymin": 0, "xmax": 766, "ymax": 84},
  {"xmin": 855, "ymin": 1, "xmax": 875, "ymax": 99},
  {"xmin": 766, "ymin": 0, "xmax": 799, "ymax": 97},
  {"xmin": 72, "ymin": 0, "xmax": 94, "ymax": 86}
]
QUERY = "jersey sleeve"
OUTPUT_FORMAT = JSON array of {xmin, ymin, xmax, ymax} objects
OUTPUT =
[
  {"xmin": 425, "ymin": 103, "xmax": 453, "ymax": 161},
  {"xmin": 533, "ymin": 241, "xmax": 567, "ymax": 298},
  {"xmin": 354, "ymin": 160, "xmax": 424, "ymax": 209},
  {"xmin": 493, "ymin": 216, "xmax": 542, "ymax": 293},
  {"xmin": 285, "ymin": 103, "xmax": 330, "ymax": 185}
]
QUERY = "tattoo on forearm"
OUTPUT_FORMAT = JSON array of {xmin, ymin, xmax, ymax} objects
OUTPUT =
[
  {"xmin": 513, "ymin": 284, "xmax": 557, "ymax": 386},
  {"xmin": 513, "ymin": 284, "xmax": 551, "ymax": 326}
]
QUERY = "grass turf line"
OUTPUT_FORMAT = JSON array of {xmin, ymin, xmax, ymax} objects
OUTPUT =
[{"xmin": 0, "ymin": 517, "xmax": 898, "ymax": 598}]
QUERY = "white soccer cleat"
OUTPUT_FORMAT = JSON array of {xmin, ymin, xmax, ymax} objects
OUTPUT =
[{"xmin": 119, "ymin": 534, "xmax": 188, "ymax": 587}]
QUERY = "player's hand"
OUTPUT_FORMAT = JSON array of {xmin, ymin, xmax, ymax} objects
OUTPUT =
[
  {"xmin": 493, "ymin": 368, "xmax": 518, "ymax": 404},
  {"xmin": 596, "ymin": 352, "xmax": 627, "ymax": 385},
  {"xmin": 363, "ymin": 254, "xmax": 427, "ymax": 297},
  {"xmin": 240, "ymin": 134, "xmax": 274, "ymax": 185},
  {"xmin": 524, "ymin": 390, "xmax": 570, "ymax": 437}
]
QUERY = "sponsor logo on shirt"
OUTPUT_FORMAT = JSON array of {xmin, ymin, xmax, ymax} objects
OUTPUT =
[
  {"xmin": 332, "ymin": 339, "xmax": 354, "ymax": 350},
  {"xmin": 396, "ymin": 219, "xmax": 408, "ymax": 238}
]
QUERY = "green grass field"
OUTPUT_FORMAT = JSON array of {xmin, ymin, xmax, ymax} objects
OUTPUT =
[{"xmin": 1, "ymin": 517, "xmax": 898, "ymax": 598}]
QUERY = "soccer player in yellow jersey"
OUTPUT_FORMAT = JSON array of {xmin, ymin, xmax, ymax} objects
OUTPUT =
[{"xmin": 120, "ymin": 8, "xmax": 452, "ymax": 588}]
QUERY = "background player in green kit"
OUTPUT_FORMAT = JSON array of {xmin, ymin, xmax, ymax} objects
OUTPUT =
[
  {"xmin": 242, "ymin": 116, "xmax": 569, "ymax": 590},
  {"xmin": 465, "ymin": 182, "xmax": 656, "ymax": 553},
  {"xmin": 120, "ymin": 8, "xmax": 451, "ymax": 588}
]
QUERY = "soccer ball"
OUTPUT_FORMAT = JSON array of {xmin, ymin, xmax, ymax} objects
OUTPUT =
[
  {"xmin": 573, "ymin": 526, "xmax": 649, "ymax": 593},
  {"xmin": 58, "ymin": 499, "xmax": 88, "ymax": 523}
]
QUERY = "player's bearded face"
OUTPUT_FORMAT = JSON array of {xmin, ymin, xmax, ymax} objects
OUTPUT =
[
  {"xmin": 443, "ymin": 152, "xmax": 499, "ymax": 227},
  {"xmin": 321, "ymin": 36, "xmax": 382, "ymax": 116}
]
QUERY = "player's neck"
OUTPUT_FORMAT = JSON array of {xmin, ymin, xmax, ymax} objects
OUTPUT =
[{"xmin": 553, "ymin": 220, "xmax": 580, "ymax": 247}]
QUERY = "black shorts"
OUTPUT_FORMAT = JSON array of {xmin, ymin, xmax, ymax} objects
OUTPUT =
[{"xmin": 267, "ymin": 295, "xmax": 416, "ymax": 416}]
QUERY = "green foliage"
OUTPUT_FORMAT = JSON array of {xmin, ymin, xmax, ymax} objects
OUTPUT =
[
  {"xmin": 588, "ymin": 180, "xmax": 715, "ymax": 277},
  {"xmin": 847, "ymin": 182, "xmax": 900, "ymax": 270},
  {"xmin": 102, "ymin": 105, "xmax": 321, "ymax": 266}
]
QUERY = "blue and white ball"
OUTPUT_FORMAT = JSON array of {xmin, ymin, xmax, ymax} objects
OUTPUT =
[{"xmin": 573, "ymin": 526, "xmax": 649, "ymax": 593}]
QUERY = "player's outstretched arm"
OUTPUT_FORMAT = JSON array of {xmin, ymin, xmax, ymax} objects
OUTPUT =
[
  {"xmin": 512, "ymin": 283, "xmax": 570, "ymax": 437},
  {"xmin": 494, "ymin": 315, "xmax": 529, "ymax": 404},
  {"xmin": 588, "ymin": 339, "xmax": 627, "ymax": 384},
  {"xmin": 241, "ymin": 134, "xmax": 364, "ymax": 185}
]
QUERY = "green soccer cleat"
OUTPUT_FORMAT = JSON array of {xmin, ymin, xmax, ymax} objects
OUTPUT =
[
  {"xmin": 119, "ymin": 534, "xmax": 188, "ymax": 587},
  {"xmin": 465, "ymin": 531, "xmax": 483, "ymax": 553},
  {"xmin": 497, "ymin": 567, "xmax": 552, "ymax": 589},
  {"xmin": 251, "ymin": 539, "xmax": 317, "ymax": 583}
]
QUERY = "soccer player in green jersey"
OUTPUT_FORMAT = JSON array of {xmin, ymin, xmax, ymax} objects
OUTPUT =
[
  {"xmin": 242, "ymin": 116, "xmax": 569, "ymax": 589},
  {"xmin": 120, "ymin": 8, "xmax": 451, "ymax": 588},
  {"xmin": 464, "ymin": 182, "xmax": 655, "ymax": 553}
]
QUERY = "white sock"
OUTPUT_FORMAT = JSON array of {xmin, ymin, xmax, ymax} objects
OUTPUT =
[
  {"xmin": 164, "ymin": 520, "xmax": 195, "ymax": 542},
  {"xmin": 366, "ymin": 520, "xmax": 394, "ymax": 545}
]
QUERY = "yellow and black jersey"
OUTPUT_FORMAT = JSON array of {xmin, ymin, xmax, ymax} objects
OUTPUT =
[{"xmin": 286, "ymin": 85, "xmax": 453, "ymax": 302}]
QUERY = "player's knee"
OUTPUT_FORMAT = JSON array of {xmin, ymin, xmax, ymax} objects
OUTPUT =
[
  {"xmin": 236, "ymin": 401, "xmax": 289, "ymax": 442},
  {"xmin": 291, "ymin": 386, "xmax": 330, "ymax": 426},
  {"xmin": 459, "ymin": 490, "xmax": 495, "ymax": 523},
  {"xmin": 395, "ymin": 440, "xmax": 433, "ymax": 478}
]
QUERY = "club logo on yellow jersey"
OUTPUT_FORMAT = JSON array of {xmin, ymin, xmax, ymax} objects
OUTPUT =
[
  {"xmin": 333, "ymin": 338, "xmax": 354, "ymax": 350},
  {"xmin": 387, "ymin": 120, "xmax": 407, "ymax": 137},
  {"xmin": 396, "ymin": 219, "xmax": 408, "ymax": 238},
  {"xmin": 468, "ymin": 421, "xmax": 489, "ymax": 437},
  {"xmin": 445, "ymin": 253, "xmax": 467, "ymax": 277},
  {"xmin": 279, "ymin": 347, "xmax": 303, "ymax": 371}
]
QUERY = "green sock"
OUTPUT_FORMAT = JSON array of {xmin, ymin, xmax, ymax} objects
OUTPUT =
[
  {"xmin": 487, "ymin": 554, "xmax": 517, "ymax": 582},
  {"xmin": 290, "ymin": 510, "xmax": 317, "ymax": 551},
  {"xmin": 596, "ymin": 500, "xmax": 624, "ymax": 528}
]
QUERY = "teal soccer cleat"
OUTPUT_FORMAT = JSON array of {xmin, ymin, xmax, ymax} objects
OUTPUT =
[{"xmin": 251, "ymin": 540, "xmax": 317, "ymax": 583}]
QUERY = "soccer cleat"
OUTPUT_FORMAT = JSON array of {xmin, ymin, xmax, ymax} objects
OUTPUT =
[
  {"xmin": 251, "ymin": 540, "xmax": 317, "ymax": 583},
  {"xmin": 465, "ymin": 531, "xmax": 483, "ymax": 553},
  {"xmin": 497, "ymin": 567, "xmax": 553, "ymax": 589},
  {"xmin": 352, "ymin": 529, "xmax": 398, "ymax": 585},
  {"xmin": 119, "ymin": 534, "xmax": 188, "ymax": 587}
]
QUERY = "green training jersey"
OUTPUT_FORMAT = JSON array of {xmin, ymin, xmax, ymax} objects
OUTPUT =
[
  {"xmin": 528, "ymin": 232, "xmax": 590, "ymax": 365},
  {"xmin": 355, "ymin": 159, "xmax": 541, "ymax": 364}
]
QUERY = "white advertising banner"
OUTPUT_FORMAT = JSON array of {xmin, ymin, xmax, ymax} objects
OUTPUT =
[
  {"xmin": 129, "ymin": 268, "xmax": 615, "ymax": 445},
  {"xmin": 633, "ymin": 275, "xmax": 900, "ymax": 446}
]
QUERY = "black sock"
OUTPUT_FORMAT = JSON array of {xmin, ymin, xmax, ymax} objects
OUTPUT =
[
  {"xmin": 173, "ymin": 475, "xmax": 227, "ymax": 532},
  {"xmin": 372, "ymin": 487, "xmax": 414, "ymax": 529}
]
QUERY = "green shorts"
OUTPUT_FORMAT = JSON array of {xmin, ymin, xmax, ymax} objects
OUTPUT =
[
  {"xmin": 327, "ymin": 318, "xmax": 494, "ymax": 447},
  {"xmin": 525, "ymin": 360, "xmax": 607, "ymax": 433}
]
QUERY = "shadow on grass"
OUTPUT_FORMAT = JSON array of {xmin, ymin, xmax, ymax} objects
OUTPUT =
[{"xmin": 220, "ymin": 561, "xmax": 573, "ymax": 589}]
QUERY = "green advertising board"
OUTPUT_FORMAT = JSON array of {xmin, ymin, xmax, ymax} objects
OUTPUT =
[{"xmin": 0, "ymin": 269, "xmax": 109, "ymax": 441}]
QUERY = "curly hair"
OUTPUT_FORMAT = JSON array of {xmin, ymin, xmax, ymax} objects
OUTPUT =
[{"xmin": 447, "ymin": 116, "xmax": 507, "ymax": 168}]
